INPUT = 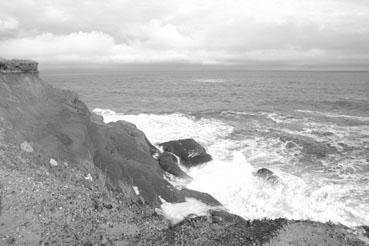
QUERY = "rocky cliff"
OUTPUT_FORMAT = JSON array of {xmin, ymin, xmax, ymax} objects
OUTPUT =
[
  {"xmin": 0, "ymin": 60, "xmax": 188, "ymax": 206},
  {"xmin": 0, "ymin": 59, "xmax": 367, "ymax": 245}
]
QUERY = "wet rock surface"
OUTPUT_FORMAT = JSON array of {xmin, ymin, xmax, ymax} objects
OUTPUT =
[
  {"xmin": 159, "ymin": 138, "xmax": 212, "ymax": 167},
  {"xmin": 180, "ymin": 188, "xmax": 221, "ymax": 206},
  {"xmin": 158, "ymin": 151, "xmax": 191, "ymax": 179},
  {"xmin": 256, "ymin": 168, "xmax": 279, "ymax": 184}
]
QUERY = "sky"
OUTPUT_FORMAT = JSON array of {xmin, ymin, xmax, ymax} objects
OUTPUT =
[{"xmin": 1, "ymin": 0, "xmax": 369, "ymax": 69}]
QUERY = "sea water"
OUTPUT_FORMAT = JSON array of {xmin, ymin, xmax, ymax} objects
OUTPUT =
[{"xmin": 43, "ymin": 69, "xmax": 369, "ymax": 227}]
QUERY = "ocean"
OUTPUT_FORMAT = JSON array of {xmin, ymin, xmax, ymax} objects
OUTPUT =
[{"xmin": 42, "ymin": 68, "xmax": 369, "ymax": 227}]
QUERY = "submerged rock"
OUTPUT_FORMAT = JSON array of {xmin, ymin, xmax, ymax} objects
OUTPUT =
[
  {"xmin": 159, "ymin": 138, "xmax": 212, "ymax": 167},
  {"xmin": 255, "ymin": 168, "xmax": 279, "ymax": 184},
  {"xmin": 279, "ymin": 135, "xmax": 336, "ymax": 159},
  {"xmin": 158, "ymin": 152, "xmax": 191, "ymax": 179}
]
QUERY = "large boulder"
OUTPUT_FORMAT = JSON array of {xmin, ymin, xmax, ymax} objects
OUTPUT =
[
  {"xmin": 159, "ymin": 138, "xmax": 212, "ymax": 167},
  {"xmin": 158, "ymin": 152, "xmax": 191, "ymax": 179}
]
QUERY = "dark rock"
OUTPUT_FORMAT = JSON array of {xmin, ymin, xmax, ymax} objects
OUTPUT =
[
  {"xmin": 90, "ymin": 113, "xmax": 104, "ymax": 125},
  {"xmin": 91, "ymin": 199, "xmax": 100, "ymax": 211},
  {"xmin": 158, "ymin": 152, "xmax": 191, "ymax": 179},
  {"xmin": 180, "ymin": 188, "xmax": 221, "ymax": 206},
  {"xmin": 159, "ymin": 138, "xmax": 212, "ymax": 167},
  {"xmin": 5, "ymin": 236, "xmax": 16, "ymax": 245},
  {"xmin": 255, "ymin": 168, "xmax": 279, "ymax": 184},
  {"xmin": 362, "ymin": 225, "xmax": 369, "ymax": 238},
  {"xmin": 209, "ymin": 210, "xmax": 244, "ymax": 224},
  {"xmin": 256, "ymin": 168, "xmax": 273, "ymax": 177}
]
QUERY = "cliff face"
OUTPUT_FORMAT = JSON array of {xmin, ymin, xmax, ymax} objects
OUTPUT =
[{"xmin": 0, "ymin": 65, "xmax": 183, "ymax": 206}]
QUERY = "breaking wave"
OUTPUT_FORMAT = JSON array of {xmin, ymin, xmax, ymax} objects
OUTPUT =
[
  {"xmin": 192, "ymin": 78, "xmax": 226, "ymax": 83},
  {"xmin": 94, "ymin": 108, "xmax": 369, "ymax": 227}
]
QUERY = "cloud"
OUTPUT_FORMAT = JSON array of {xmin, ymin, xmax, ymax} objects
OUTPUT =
[
  {"xmin": 42, "ymin": 6, "xmax": 71, "ymax": 22},
  {"xmin": 0, "ymin": 0, "xmax": 369, "ymax": 67},
  {"xmin": 0, "ymin": 17, "xmax": 19, "ymax": 31},
  {"xmin": 0, "ymin": 32, "xmax": 118, "ymax": 61}
]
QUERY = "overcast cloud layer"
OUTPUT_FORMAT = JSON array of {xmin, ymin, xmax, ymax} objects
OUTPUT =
[{"xmin": 1, "ymin": 0, "xmax": 369, "ymax": 67}]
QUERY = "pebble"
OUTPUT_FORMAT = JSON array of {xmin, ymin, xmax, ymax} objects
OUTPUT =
[
  {"xmin": 49, "ymin": 159, "xmax": 58, "ymax": 167},
  {"xmin": 85, "ymin": 173, "xmax": 93, "ymax": 181},
  {"xmin": 20, "ymin": 141, "xmax": 33, "ymax": 153}
]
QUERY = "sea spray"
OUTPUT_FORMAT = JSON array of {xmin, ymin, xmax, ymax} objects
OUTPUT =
[
  {"xmin": 187, "ymin": 151, "xmax": 369, "ymax": 227},
  {"xmin": 94, "ymin": 108, "xmax": 369, "ymax": 227}
]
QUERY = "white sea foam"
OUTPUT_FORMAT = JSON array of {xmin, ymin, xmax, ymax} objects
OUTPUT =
[
  {"xmin": 157, "ymin": 197, "xmax": 219, "ymax": 225},
  {"xmin": 187, "ymin": 152, "xmax": 369, "ymax": 227},
  {"xmin": 298, "ymin": 121, "xmax": 369, "ymax": 153},
  {"xmin": 262, "ymin": 112, "xmax": 298, "ymax": 124},
  {"xmin": 93, "ymin": 108, "xmax": 233, "ymax": 145},
  {"xmin": 192, "ymin": 78, "xmax": 226, "ymax": 83}
]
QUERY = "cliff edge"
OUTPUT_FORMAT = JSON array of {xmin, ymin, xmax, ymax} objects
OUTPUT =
[{"xmin": 0, "ymin": 59, "xmax": 38, "ymax": 73}]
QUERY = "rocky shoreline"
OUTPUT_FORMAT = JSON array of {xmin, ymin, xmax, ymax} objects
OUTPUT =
[{"xmin": 0, "ymin": 59, "xmax": 368, "ymax": 245}]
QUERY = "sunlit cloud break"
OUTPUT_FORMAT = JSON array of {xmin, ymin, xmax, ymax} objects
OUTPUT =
[{"xmin": 1, "ymin": 0, "xmax": 369, "ymax": 67}]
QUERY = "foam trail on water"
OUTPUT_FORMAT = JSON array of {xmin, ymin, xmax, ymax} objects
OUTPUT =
[{"xmin": 192, "ymin": 78, "xmax": 226, "ymax": 83}]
